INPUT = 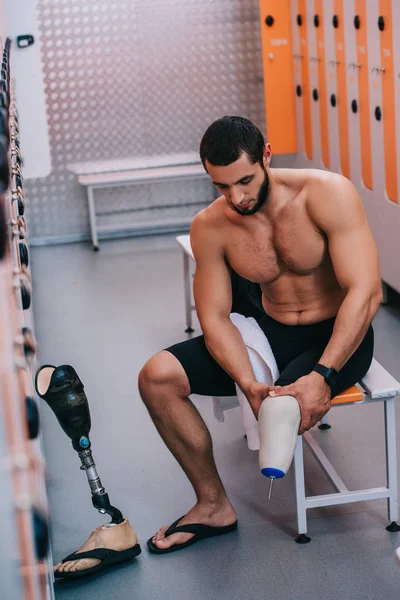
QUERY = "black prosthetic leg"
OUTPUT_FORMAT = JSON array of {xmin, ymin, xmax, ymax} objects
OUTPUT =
[{"xmin": 35, "ymin": 364, "xmax": 123, "ymax": 524}]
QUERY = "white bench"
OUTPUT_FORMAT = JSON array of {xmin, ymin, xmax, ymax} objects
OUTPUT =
[
  {"xmin": 69, "ymin": 153, "xmax": 209, "ymax": 250},
  {"xmin": 176, "ymin": 233, "xmax": 400, "ymax": 542},
  {"xmin": 176, "ymin": 234, "xmax": 195, "ymax": 332}
]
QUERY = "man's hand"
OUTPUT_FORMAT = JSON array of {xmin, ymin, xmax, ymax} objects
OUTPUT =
[
  {"xmin": 243, "ymin": 381, "xmax": 271, "ymax": 419},
  {"xmin": 269, "ymin": 372, "xmax": 331, "ymax": 434}
]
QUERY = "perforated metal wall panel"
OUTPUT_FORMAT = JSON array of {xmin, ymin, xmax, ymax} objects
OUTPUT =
[{"xmin": 28, "ymin": 0, "xmax": 266, "ymax": 244}]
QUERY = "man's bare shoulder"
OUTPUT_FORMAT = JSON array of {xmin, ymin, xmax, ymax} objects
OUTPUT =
[
  {"xmin": 273, "ymin": 167, "xmax": 338, "ymax": 186},
  {"xmin": 304, "ymin": 170, "xmax": 366, "ymax": 230},
  {"xmin": 190, "ymin": 196, "xmax": 227, "ymax": 257},
  {"xmin": 191, "ymin": 196, "xmax": 227, "ymax": 231},
  {"xmin": 305, "ymin": 169, "xmax": 359, "ymax": 206}
]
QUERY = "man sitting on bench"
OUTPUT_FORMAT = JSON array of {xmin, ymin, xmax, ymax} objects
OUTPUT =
[{"xmin": 139, "ymin": 115, "xmax": 382, "ymax": 555}]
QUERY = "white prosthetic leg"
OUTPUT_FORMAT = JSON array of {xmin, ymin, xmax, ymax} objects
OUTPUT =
[{"xmin": 258, "ymin": 395, "xmax": 301, "ymax": 498}]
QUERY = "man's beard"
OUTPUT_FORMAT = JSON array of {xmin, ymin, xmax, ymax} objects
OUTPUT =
[{"xmin": 230, "ymin": 168, "xmax": 270, "ymax": 216}]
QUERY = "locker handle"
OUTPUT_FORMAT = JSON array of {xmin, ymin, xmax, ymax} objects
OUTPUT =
[
  {"xmin": 20, "ymin": 278, "xmax": 31, "ymax": 310},
  {"xmin": 32, "ymin": 508, "xmax": 50, "ymax": 560},
  {"xmin": 19, "ymin": 242, "xmax": 29, "ymax": 267},
  {"xmin": 25, "ymin": 396, "xmax": 40, "ymax": 440},
  {"xmin": 16, "ymin": 34, "xmax": 35, "ymax": 49},
  {"xmin": 351, "ymin": 100, "xmax": 358, "ymax": 114},
  {"xmin": 332, "ymin": 15, "xmax": 339, "ymax": 28},
  {"xmin": 297, "ymin": 14, "xmax": 303, "ymax": 26},
  {"xmin": 354, "ymin": 15, "xmax": 361, "ymax": 30},
  {"xmin": 312, "ymin": 89, "xmax": 319, "ymax": 102},
  {"xmin": 296, "ymin": 85, "xmax": 302, "ymax": 97},
  {"xmin": 265, "ymin": 15, "xmax": 274, "ymax": 27},
  {"xmin": 0, "ymin": 201, "xmax": 5, "ymax": 260},
  {"xmin": 330, "ymin": 94, "xmax": 337, "ymax": 107},
  {"xmin": 21, "ymin": 327, "xmax": 36, "ymax": 360},
  {"xmin": 314, "ymin": 15, "xmax": 320, "ymax": 27},
  {"xmin": 375, "ymin": 107, "xmax": 382, "ymax": 121},
  {"xmin": 378, "ymin": 16, "xmax": 385, "ymax": 31}
]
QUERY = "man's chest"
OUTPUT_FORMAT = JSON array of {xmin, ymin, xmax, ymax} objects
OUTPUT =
[{"xmin": 224, "ymin": 222, "xmax": 328, "ymax": 284}]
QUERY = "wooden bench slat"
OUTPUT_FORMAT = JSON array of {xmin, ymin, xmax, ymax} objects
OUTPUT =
[{"xmin": 331, "ymin": 385, "xmax": 364, "ymax": 405}]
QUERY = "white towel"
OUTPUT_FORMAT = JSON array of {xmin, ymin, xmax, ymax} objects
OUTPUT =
[{"xmin": 229, "ymin": 313, "xmax": 280, "ymax": 451}]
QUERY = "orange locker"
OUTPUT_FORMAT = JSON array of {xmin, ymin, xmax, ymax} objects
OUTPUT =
[
  {"xmin": 314, "ymin": 0, "xmax": 330, "ymax": 168},
  {"xmin": 355, "ymin": 0, "xmax": 373, "ymax": 190},
  {"xmin": 296, "ymin": 0, "xmax": 313, "ymax": 159},
  {"xmin": 333, "ymin": 0, "xmax": 351, "ymax": 179},
  {"xmin": 259, "ymin": 0, "xmax": 297, "ymax": 153},
  {"xmin": 379, "ymin": 0, "xmax": 398, "ymax": 203}
]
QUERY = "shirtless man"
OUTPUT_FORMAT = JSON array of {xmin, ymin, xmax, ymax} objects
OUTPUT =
[{"xmin": 139, "ymin": 116, "xmax": 381, "ymax": 555}]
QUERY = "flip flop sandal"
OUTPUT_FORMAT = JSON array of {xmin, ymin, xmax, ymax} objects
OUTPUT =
[
  {"xmin": 147, "ymin": 516, "xmax": 238, "ymax": 555},
  {"xmin": 54, "ymin": 544, "xmax": 141, "ymax": 580}
]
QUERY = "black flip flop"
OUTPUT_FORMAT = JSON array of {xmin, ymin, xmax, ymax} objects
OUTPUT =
[
  {"xmin": 54, "ymin": 543, "xmax": 141, "ymax": 579},
  {"xmin": 147, "ymin": 516, "xmax": 238, "ymax": 555}
]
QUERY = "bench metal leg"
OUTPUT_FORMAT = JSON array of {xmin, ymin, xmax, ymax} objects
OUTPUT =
[
  {"xmin": 384, "ymin": 398, "xmax": 400, "ymax": 529},
  {"xmin": 182, "ymin": 250, "xmax": 194, "ymax": 333},
  {"xmin": 294, "ymin": 436, "xmax": 311, "ymax": 543},
  {"xmin": 87, "ymin": 187, "xmax": 99, "ymax": 251}
]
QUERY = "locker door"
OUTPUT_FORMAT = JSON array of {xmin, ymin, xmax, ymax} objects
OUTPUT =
[
  {"xmin": 291, "ymin": 0, "xmax": 306, "ymax": 155},
  {"xmin": 259, "ymin": 0, "xmax": 297, "ymax": 154},
  {"xmin": 314, "ymin": 0, "xmax": 330, "ymax": 168},
  {"xmin": 367, "ymin": 0, "xmax": 385, "ymax": 198},
  {"xmin": 344, "ymin": 0, "xmax": 362, "ymax": 186},
  {"xmin": 323, "ymin": 0, "xmax": 341, "ymax": 173},
  {"xmin": 4, "ymin": 0, "xmax": 51, "ymax": 179},
  {"xmin": 297, "ymin": 0, "xmax": 313, "ymax": 160},
  {"xmin": 307, "ymin": 0, "xmax": 322, "ymax": 166},
  {"xmin": 378, "ymin": 0, "xmax": 398, "ymax": 203},
  {"xmin": 333, "ymin": 0, "xmax": 351, "ymax": 179},
  {"xmin": 355, "ymin": 0, "xmax": 373, "ymax": 190}
]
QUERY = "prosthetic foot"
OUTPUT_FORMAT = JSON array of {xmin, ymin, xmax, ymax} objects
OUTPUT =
[
  {"xmin": 35, "ymin": 364, "xmax": 124, "ymax": 524},
  {"xmin": 35, "ymin": 364, "xmax": 141, "ymax": 578}
]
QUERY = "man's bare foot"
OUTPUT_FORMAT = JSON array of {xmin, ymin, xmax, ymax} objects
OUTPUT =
[
  {"xmin": 54, "ymin": 519, "xmax": 138, "ymax": 575},
  {"xmin": 151, "ymin": 499, "xmax": 237, "ymax": 550}
]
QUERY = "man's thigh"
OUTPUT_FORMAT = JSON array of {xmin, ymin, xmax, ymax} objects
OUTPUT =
[
  {"xmin": 275, "ymin": 326, "xmax": 374, "ymax": 399},
  {"xmin": 165, "ymin": 336, "xmax": 236, "ymax": 397}
]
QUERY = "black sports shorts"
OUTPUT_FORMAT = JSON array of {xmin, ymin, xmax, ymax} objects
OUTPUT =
[{"xmin": 165, "ymin": 270, "xmax": 374, "ymax": 399}]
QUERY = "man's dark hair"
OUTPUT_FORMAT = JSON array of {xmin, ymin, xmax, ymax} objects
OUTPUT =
[{"xmin": 199, "ymin": 116, "xmax": 265, "ymax": 170}]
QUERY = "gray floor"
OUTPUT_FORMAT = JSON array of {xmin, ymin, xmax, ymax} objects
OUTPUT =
[{"xmin": 31, "ymin": 235, "xmax": 400, "ymax": 600}]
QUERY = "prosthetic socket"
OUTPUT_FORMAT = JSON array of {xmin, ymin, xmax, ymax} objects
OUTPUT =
[
  {"xmin": 35, "ymin": 364, "xmax": 124, "ymax": 524},
  {"xmin": 258, "ymin": 395, "xmax": 301, "ymax": 498}
]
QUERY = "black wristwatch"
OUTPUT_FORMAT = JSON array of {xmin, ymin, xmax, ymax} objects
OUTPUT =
[{"xmin": 313, "ymin": 363, "xmax": 338, "ymax": 388}]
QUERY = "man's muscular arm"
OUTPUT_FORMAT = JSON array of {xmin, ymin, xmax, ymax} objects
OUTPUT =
[
  {"xmin": 190, "ymin": 213, "xmax": 269, "ymax": 416},
  {"xmin": 308, "ymin": 174, "xmax": 382, "ymax": 371}
]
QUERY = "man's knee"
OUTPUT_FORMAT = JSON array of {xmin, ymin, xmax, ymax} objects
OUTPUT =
[{"xmin": 138, "ymin": 350, "xmax": 190, "ymax": 400}]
